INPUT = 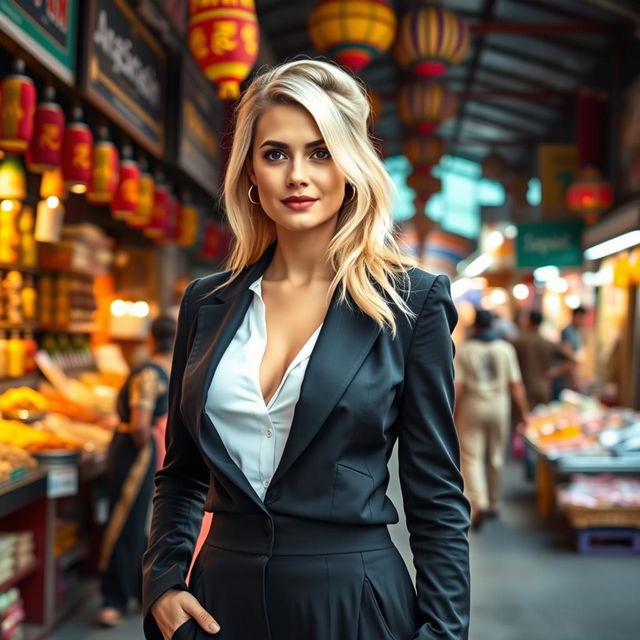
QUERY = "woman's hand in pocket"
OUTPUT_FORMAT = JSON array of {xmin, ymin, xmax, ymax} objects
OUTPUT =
[{"xmin": 151, "ymin": 588, "xmax": 220, "ymax": 639}]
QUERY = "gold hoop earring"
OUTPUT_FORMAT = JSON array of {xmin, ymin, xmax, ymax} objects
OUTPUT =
[
  {"xmin": 248, "ymin": 184, "xmax": 260, "ymax": 205},
  {"xmin": 345, "ymin": 184, "xmax": 356, "ymax": 203}
]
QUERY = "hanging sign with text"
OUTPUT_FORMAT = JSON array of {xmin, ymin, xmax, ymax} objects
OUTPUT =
[
  {"xmin": 0, "ymin": 0, "xmax": 78, "ymax": 84},
  {"xmin": 82, "ymin": 0, "xmax": 166, "ymax": 156},
  {"xmin": 516, "ymin": 221, "xmax": 584, "ymax": 269}
]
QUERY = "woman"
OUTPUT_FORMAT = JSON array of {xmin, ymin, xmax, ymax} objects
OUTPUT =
[
  {"xmin": 143, "ymin": 60, "xmax": 470, "ymax": 640},
  {"xmin": 97, "ymin": 316, "xmax": 177, "ymax": 627}
]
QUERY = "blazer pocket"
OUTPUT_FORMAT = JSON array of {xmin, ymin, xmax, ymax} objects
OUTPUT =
[
  {"xmin": 331, "ymin": 462, "xmax": 374, "ymax": 520},
  {"xmin": 361, "ymin": 578, "xmax": 398, "ymax": 640}
]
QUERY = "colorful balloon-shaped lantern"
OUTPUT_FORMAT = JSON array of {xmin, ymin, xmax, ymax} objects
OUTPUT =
[
  {"xmin": 87, "ymin": 128, "xmax": 119, "ymax": 206},
  {"xmin": 61, "ymin": 108, "xmax": 93, "ymax": 194},
  {"xmin": 111, "ymin": 145, "xmax": 140, "ymax": 221},
  {"xmin": 188, "ymin": 0, "xmax": 260, "ymax": 99},
  {"xmin": 26, "ymin": 86, "xmax": 65, "ymax": 173},
  {"xmin": 308, "ymin": 0, "xmax": 397, "ymax": 72},
  {"xmin": 394, "ymin": 4, "xmax": 470, "ymax": 78},
  {"xmin": 128, "ymin": 159, "xmax": 154, "ymax": 229},
  {"xmin": 398, "ymin": 82, "xmax": 457, "ymax": 134},
  {"xmin": 0, "ymin": 60, "xmax": 37, "ymax": 153}
]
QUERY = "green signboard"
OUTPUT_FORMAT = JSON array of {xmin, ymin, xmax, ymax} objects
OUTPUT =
[
  {"xmin": 516, "ymin": 221, "xmax": 584, "ymax": 269},
  {"xmin": 0, "ymin": 0, "xmax": 78, "ymax": 84}
]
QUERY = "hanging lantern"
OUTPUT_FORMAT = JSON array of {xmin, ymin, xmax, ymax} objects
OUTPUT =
[
  {"xmin": 61, "ymin": 108, "xmax": 93, "ymax": 194},
  {"xmin": 403, "ymin": 136, "xmax": 444, "ymax": 173},
  {"xmin": 178, "ymin": 199, "xmax": 200, "ymax": 249},
  {"xmin": 128, "ymin": 159, "xmax": 154, "ymax": 229},
  {"xmin": 629, "ymin": 248, "xmax": 640, "ymax": 286},
  {"xmin": 0, "ymin": 60, "xmax": 36, "ymax": 153},
  {"xmin": 145, "ymin": 173, "xmax": 170, "ymax": 239},
  {"xmin": 566, "ymin": 166, "xmax": 613, "ymax": 225},
  {"xmin": 87, "ymin": 127, "xmax": 119, "ymax": 206},
  {"xmin": 111, "ymin": 145, "xmax": 140, "ymax": 221},
  {"xmin": 482, "ymin": 152, "xmax": 506, "ymax": 181},
  {"xmin": 613, "ymin": 252, "xmax": 630, "ymax": 289},
  {"xmin": 40, "ymin": 167, "xmax": 64, "ymax": 199},
  {"xmin": 308, "ymin": 0, "xmax": 396, "ymax": 72},
  {"xmin": 398, "ymin": 82, "xmax": 457, "ymax": 134},
  {"xmin": 35, "ymin": 196, "xmax": 65, "ymax": 243},
  {"xmin": 407, "ymin": 170, "xmax": 441, "ymax": 197},
  {"xmin": 25, "ymin": 86, "xmax": 65, "ymax": 173},
  {"xmin": 188, "ymin": 0, "xmax": 259, "ymax": 99},
  {"xmin": 394, "ymin": 4, "xmax": 470, "ymax": 79},
  {"xmin": 157, "ymin": 190, "xmax": 179, "ymax": 244},
  {"xmin": 0, "ymin": 154, "xmax": 26, "ymax": 201}
]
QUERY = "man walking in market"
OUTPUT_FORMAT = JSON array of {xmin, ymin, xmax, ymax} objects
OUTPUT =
[{"xmin": 454, "ymin": 309, "xmax": 529, "ymax": 531}]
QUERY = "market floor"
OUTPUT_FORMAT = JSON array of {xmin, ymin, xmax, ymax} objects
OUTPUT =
[{"xmin": 51, "ymin": 457, "xmax": 639, "ymax": 640}]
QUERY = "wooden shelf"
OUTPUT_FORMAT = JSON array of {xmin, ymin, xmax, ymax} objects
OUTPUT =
[
  {"xmin": 0, "ymin": 559, "xmax": 39, "ymax": 592},
  {"xmin": 0, "ymin": 263, "xmax": 39, "ymax": 275},
  {"xmin": 0, "ymin": 321, "xmax": 38, "ymax": 331},
  {"xmin": 0, "ymin": 373, "xmax": 40, "ymax": 394}
]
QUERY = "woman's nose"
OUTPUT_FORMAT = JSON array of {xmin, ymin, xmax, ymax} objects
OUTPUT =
[{"xmin": 287, "ymin": 158, "xmax": 310, "ymax": 187}]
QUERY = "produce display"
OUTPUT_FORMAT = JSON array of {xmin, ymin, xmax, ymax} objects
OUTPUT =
[
  {"xmin": 524, "ymin": 394, "xmax": 640, "ymax": 457},
  {"xmin": 0, "ymin": 420, "xmax": 80, "ymax": 453},
  {"xmin": 41, "ymin": 415, "xmax": 112, "ymax": 453},
  {"xmin": 558, "ymin": 475, "xmax": 640, "ymax": 508},
  {"xmin": 0, "ymin": 388, "xmax": 47, "ymax": 417}
]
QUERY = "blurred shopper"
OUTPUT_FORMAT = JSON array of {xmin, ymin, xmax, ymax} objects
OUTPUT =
[
  {"xmin": 514, "ymin": 310, "xmax": 574, "ymax": 409},
  {"xmin": 455, "ymin": 309, "xmax": 529, "ymax": 531},
  {"xmin": 143, "ymin": 61, "xmax": 469, "ymax": 640},
  {"xmin": 553, "ymin": 306, "xmax": 588, "ymax": 398},
  {"xmin": 97, "ymin": 316, "xmax": 176, "ymax": 627}
]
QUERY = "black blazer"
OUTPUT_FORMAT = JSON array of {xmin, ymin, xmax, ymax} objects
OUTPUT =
[{"xmin": 142, "ymin": 245, "xmax": 470, "ymax": 639}]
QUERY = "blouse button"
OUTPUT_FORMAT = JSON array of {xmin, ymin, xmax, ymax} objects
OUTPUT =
[
  {"xmin": 265, "ymin": 429, "xmax": 273, "ymax": 438},
  {"xmin": 263, "ymin": 479, "xmax": 270, "ymax": 488}
]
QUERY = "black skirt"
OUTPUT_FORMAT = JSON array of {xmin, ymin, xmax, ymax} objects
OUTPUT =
[{"xmin": 170, "ymin": 514, "xmax": 417, "ymax": 640}]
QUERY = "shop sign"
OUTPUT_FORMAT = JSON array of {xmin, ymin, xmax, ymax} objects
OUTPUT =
[
  {"xmin": 516, "ymin": 221, "xmax": 583, "ymax": 269},
  {"xmin": 82, "ymin": 0, "xmax": 166, "ymax": 157},
  {"xmin": 178, "ymin": 56, "xmax": 222, "ymax": 196},
  {"xmin": 0, "ymin": 0, "xmax": 78, "ymax": 84},
  {"xmin": 47, "ymin": 465, "xmax": 78, "ymax": 498},
  {"xmin": 538, "ymin": 144, "xmax": 578, "ymax": 220}
]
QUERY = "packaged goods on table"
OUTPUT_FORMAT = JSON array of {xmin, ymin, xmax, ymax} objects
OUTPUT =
[
  {"xmin": 0, "ymin": 587, "xmax": 25, "ymax": 640},
  {"xmin": 40, "ymin": 414, "xmax": 112, "ymax": 454},
  {"xmin": 558, "ymin": 475, "xmax": 640, "ymax": 529},
  {"xmin": 0, "ymin": 532, "xmax": 36, "ymax": 581},
  {"xmin": 0, "ymin": 443, "xmax": 37, "ymax": 482}
]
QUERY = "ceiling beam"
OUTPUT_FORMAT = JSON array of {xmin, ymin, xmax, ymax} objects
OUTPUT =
[
  {"xmin": 483, "ymin": 42, "xmax": 585, "ymax": 78},
  {"xmin": 459, "ymin": 89, "xmax": 569, "ymax": 101},
  {"xmin": 508, "ymin": 0, "xmax": 606, "ymax": 22},
  {"xmin": 469, "ymin": 20, "xmax": 615, "ymax": 34},
  {"xmin": 452, "ymin": 0, "xmax": 499, "ymax": 146}
]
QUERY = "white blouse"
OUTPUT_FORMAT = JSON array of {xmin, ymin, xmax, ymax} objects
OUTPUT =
[{"xmin": 205, "ymin": 276, "xmax": 323, "ymax": 501}]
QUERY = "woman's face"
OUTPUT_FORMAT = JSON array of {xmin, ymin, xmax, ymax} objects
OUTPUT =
[{"xmin": 248, "ymin": 103, "xmax": 347, "ymax": 233}]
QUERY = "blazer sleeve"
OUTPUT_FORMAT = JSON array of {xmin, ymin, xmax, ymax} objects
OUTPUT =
[
  {"xmin": 397, "ymin": 274, "xmax": 471, "ymax": 640},
  {"xmin": 142, "ymin": 278, "xmax": 209, "ymax": 639}
]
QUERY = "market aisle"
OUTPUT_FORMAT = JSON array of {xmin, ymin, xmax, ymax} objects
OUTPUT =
[{"xmin": 52, "ymin": 457, "xmax": 639, "ymax": 640}]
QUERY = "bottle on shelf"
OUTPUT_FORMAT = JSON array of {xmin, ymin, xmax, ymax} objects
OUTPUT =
[
  {"xmin": 0, "ymin": 331, "xmax": 8, "ymax": 379},
  {"xmin": 19, "ymin": 206, "xmax": 37, "ymax": 267},
  {"xmin": 21, "ymin": 274, "xmax": 37, "ymax": 322},
  {"xmin": 4, "ymin": 271, "xmax": 24, "ymax": 325},
  {"xmin": 7, "ymin": 330, "xmax": 25, "ymax": 378},
  {"xmin": 23, "ymin": 330, "xmax": 37, "ymax": 374}
]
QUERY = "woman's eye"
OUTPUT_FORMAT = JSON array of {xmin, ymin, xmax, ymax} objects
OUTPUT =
[
  {"xmin": 312, "ymin": 148, "xmax": 331, "ymax": 160},
  {"xmin": 264, "ymin": 149, "xmax": 285, "ymax": 161}
]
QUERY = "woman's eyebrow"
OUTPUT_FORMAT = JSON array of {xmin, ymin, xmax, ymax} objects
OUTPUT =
[{"xmin": 259, "ymin": 139, "xmax": 325, "ymax": 149}]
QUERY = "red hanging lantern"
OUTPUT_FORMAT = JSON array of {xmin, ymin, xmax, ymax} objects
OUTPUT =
[
  {"xmin": 308, "ymin": 0, "xmax": 397, "ymax": 72},
  {"xmin": 403, "ymin": 136, "xmax": 444, "ymax": 173},
  {"xmin": 111, "ymin": 145, "xmax": 140, "ymax": 221},
  {"xmin": 394, "ymin": 4, "xmax": 470, "ymax": 79},
  {"xmin": 566, "ymin": 166, "xmax": 613, "ymax": 225},
  {"xmin": 188, "ymin": 0, "xmax": 260, "ymax": 100},
  {"xmin": 25, "ymin": 86, "xmax": 65, "ymax": 173},
  {"xmin": 0, "ymin": 60, "xmax": 37, "ymax": 153},
  {"xmin": 128, "ymin": 160, "xmax": 154, "ymax": 229},
  {"xmin": 87, "ymin": 128, "xmax": 119, "ymax": 205},
  {"xmin": 61, "ymin": 108, "xmax": 93, "ymax": 194},
  {"xmin": 157, "ymin": 191, "xmax": 179, "ymax": 244},
  {"xmin": 398, "ymin": 82, "xmax": 458, "ymax": 134},
  {"xmin": 145, "ymin": 173, "xmax": 170, "ymax": 239}
]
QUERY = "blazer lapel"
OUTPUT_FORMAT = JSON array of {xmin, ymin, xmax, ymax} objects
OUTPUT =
[
  {"xmin": 271, "ymin": 291, "xmax": 381, "ymax": 486},
  {"xmin": 181, "ymin": 245, "xmax": 276, "ymax": 507}
]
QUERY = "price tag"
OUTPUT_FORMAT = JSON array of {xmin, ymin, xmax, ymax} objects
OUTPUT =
[{"xmin": 47, "ymin": 466, "xmax": 79, "ymax": 498}]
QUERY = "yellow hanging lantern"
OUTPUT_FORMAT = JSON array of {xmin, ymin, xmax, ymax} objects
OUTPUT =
[
  {"xmin": 188, "ymin": 0, "xmax": 260, "ymax": 100},
  {"xmin": 0, "ymin": 154, "xmax": 26, "ymax": 201},
  {"xmin": 394, "ymin": 2, "xmax": 470, "ymax": 78},
  {"xmin": 40, "ymin": 167, "xmax": 64, "ymax": 199},
  {"xmin": 403, "ymin": 136, "xmax": 444, "ymax": 172},
  {"xmin": 613, "ymin": 252, "xmax": 630, "ymax": 289},
  {"xmin": 398, "ymin": 82, "xmax": 458, "ymax": 134},
  {"xmin": 629, "ymin": 248, "xmax": 640, "ymax": 286},
  {"xmin": 308, "ymin": 0, "xmax": 397, "ymax": 72},
  {"xmin": 128, "ymin": 160, "xmax": 154, "ymax": 229}
]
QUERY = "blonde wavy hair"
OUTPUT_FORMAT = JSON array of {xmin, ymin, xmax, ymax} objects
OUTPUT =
[{"xmin": 221, "ymin": 59, "xmax": 416, "ymax": 334}]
